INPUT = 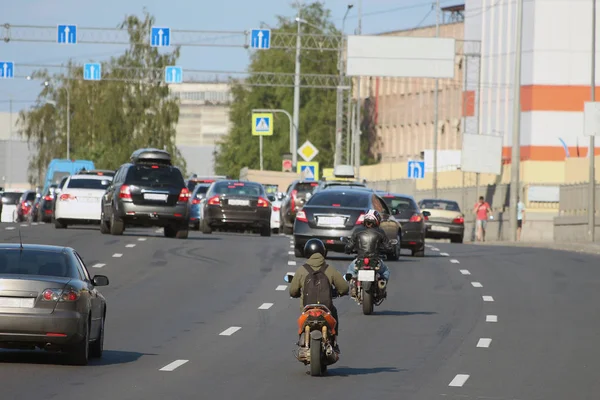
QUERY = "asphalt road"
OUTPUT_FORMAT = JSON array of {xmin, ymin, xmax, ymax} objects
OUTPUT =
[{"xmin": 0, "ymin": 222, "xmax": 599, "ymax": 399}]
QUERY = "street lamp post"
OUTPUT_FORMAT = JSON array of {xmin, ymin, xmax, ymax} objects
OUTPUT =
[
  {"xmin": 334, "ymin": 4, "xmax": 354, "ymax": 167},
  {"xmin": 252, "ymin": 108, "xmax": 295, "ymax": 155},
  {"xmin": 292, "ymin": 12, "xmax": 302, "ymax": 170}
]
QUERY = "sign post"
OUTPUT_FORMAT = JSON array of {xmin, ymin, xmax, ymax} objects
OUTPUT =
[{"xmin": 252, "ymin": 113, "xmax": 274, "ymax": 170}]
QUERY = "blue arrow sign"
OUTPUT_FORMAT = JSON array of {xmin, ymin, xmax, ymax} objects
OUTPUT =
[
  {"xmin": 251, "ymin": 29, "xmax": 271, "ymax": 50},
  {"xmin": 165, "ymin": 66, "xmax": 182, "ymax": 84},
  {"xmin": 83, "ymin": 63, "xmax": 101, "ymax": 81},
  {"xmin": 407, "ymin": 160, "xmax": 425, "ymax": 179},
  {"xmin": 57, "ymin": 24, "xmax": 77, "ymax": 44},
  {"xmin": 0, "ymin": 62, "xmax": 14, "ymax": 79},
  {"xmin": 151, "ymin": 27, "xmax": 170, "ymax": 47}
]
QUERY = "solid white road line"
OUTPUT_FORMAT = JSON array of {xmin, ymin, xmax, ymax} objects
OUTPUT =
[
  {"xmin": 5, "ymin": 227, "xmax": 15, "ymax": 230},
  {"xmin": 112, "ymin": 253, "xmax": 123, "ymax": 258},
  {"xmin": 450, "ymin": 259, "xmax": 460, "ymax": 264},
  {"xmin": 449, "ymin": 374, "xmax": 470, "ymax": 387},
  {"xmin": 125, "ymin": 244, "xmax": 136, "ymax": 248},
  {"xmin": 288, "ymin": 260, "xmax": 296, "ymax": 266},
  {"xmin": 258, "ymin": 303, "xmax": 273, "ymax": 310},
  {"xmin": 91, "ymin": 263, "xmax": 106, "ymax": 269},
  {"xmin": 477, "ymin": 338, "xmax": 492, "ymax": 348},
  {"xmin": 219, "ymin": 326, "xmax": 241, "ymax": 336},
  {"xmin": 138, "ymin": 238, "xmax": 147, "ymax": 241},
  {"xmin": 159, "ymin": 359, "xmax": 189, "ymax": 371},
  {"xmin": 276, "ymin": 285, "xmax": 287, "ymax": 291},
  {"xmin": 486, "ymin": 315, "xmax": 498, "ymax": 322},
  {"xmin": 482, "ymin": 295, "xmax": 494, "ymax": 302},
  {"xmin": 471, "ymin": 282, "xmax": 483, "ymax": 287},
  {"xmin": 440, "ymin": 252, "xmax": 449, "ymax": 256},
  {"xmin": 459, "ymin": 269, "xmax": 471, "ymax": 275}
]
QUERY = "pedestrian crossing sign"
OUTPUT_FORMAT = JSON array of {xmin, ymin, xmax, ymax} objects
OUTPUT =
[
  {"xmin": 297, "ymin": 162, "xmax": 319, "ymax": 182},
  {"xmin": 252, "ymin": 113, "xmax": 273, "ymax": 136}
]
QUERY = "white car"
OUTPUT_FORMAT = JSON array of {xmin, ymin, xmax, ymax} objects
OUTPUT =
[
  {"xmin": 269, "ymin": 193, "xmax": 284, "ymax": 233},
  {"xmin": 54, "ymin": 174, "xmax": 112, "ymax": 229},
  {"xmin": 1, "ymin": 191, "xmax": 23, "ymax": 222}
]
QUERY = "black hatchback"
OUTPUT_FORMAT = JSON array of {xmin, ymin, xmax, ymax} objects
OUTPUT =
[
  {"xmin": 378, "ymin": 192, "xmax": 429, "ymax": 257},
  {"xmin": 100, "ymin": 148, "xmax": 190, "ymax": 239}
]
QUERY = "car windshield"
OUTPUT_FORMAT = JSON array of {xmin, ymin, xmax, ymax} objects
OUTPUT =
[
  {"xmin": 382, "ymin": 196, "xmax": 416, "ymax": 210},
  {"xmin": 127, "ymin": 166, "xmax": 185, "ymax": 188},
  {"xmin": 0, "ymin": 249, "xmax": 72, "ymax": 277},
  {"xmin": 308, "ymin": 192, "xmax": 369, "ymax": 208},
  {"xmin": 67, "ymin": 178, "xmax": 112, "ymax": 190},
  {"xmin": 212, "ymin": 182, "xmax": 264, "ymax": 196},
  {"xmin": 1, "ymin": 192, "xmax": 22, "ymax": 205},
  {"xmin": 420, "ymin": 200, "xmax": 461, "ymax": 211}
]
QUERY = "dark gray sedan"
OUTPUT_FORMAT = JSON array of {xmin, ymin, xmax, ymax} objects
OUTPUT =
[{"xmin": 0, "ymin": 244, "xmax": 109, "ymax": 365}]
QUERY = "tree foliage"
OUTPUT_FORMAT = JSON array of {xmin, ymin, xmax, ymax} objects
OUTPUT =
[
  {"xmin": 18, "ymin": 10, "xmax": 186, "ymax": 186},
  {"xmin": 215, "ymin": 2, "xmax": 362, "ymax": 178}
]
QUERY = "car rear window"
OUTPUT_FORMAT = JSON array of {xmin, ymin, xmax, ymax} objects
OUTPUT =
[
  {"xmin": 295, "ymin": 182, "xmax": 319, "ymax": 193},
  {"xmin": 194, "ymin": 185, "xmax": 210, "ymax": 197},
  {"xmin": 24, "ymin": 192, "xmax": 36, "ymax": 202},
  {"xmin": 0, "ymin": 250, "xmax": 72, "ymax": 277},
  {"xmin": 307, "ymin": 192, "xmax": 369, "ymax": 208},
  {"xmin": 1, "ymin": 192, "xmax": 21, "ymax": 205},
  {"xmin": 67, "ymin": 178, "xmax": 111, "ymax": 190},
  {"xmin": 212, "ymin": 182, "xmax": 264, "ymax": 196},
  {"xmin": 381, "ymin": 196, "xmax": 417, "ymax": 211},
  {"xmin": 126, "ymin": 166, "xmax": 185, "ymax": 188},
  {"xmin": 420, "ymin": 200, "xmax": 461, "ymax": 211}
]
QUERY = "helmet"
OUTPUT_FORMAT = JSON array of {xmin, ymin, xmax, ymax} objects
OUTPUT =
[
  {"xmin": 304, "ymin": 238, "xmax": 327, "ymax": 258},
  {"xmin": 363, "ymin": 209, "xmax": 381, "ymax": 227}
]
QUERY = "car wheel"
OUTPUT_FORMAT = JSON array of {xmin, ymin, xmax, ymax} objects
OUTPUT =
[
  {"xmin": 451, "ymin": 235, "xmax": 463, "ymax": 244},
  {"xmin": 411, "ymin": 248, "xmax": 425, "ymax": 257},
  {"xmin": 260, "ymin": 225, "xmax": 271, "ymax": 237},
  {"xmin": 387, "ymin": 233, "xmax": 401, "ymax": 261},
  {"xmin": 99, "ymin": 211, "xmax": 110, "ymax": 234},
  {"xmin": 109, "ymin": 211, "xmax": 124, "ymax": 235},
  {"xmin": 201, "ymin": 219, "xmax": 212, "ymax": 234},
  {"xmin": 89, "ymin": 314, "xmax": 104, "ymax": 358},
  {"xmin": 164, "ymin": 225, "xmax": 177, "ymax": 238},
  {"xmin": 176, "ymin": 227, "xmax": 189, "ymax": 239},
  {"xmin": 68, "ymin": 318, "xmax": 89, "ymax": 366},
  {"xmin": 294, "ymin": 247, "xmax": 303, "ymax": 258},
  {"xmin": 54, "ymin": 218, "xmax": 67, "ymax": 229}
]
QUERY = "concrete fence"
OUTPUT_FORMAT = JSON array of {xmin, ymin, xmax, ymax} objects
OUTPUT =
[{"xmin": 554, "ymin": 183, "xmax": 600, "ymax": 242}]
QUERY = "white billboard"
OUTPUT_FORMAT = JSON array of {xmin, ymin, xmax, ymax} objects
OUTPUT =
[
  {"xmin": 460, "ymin": 133, "xmax": 503, "ymax": 175},
  {"xmin": 345, "ymin": 35, "xmax": 456, "ymax": 78}
]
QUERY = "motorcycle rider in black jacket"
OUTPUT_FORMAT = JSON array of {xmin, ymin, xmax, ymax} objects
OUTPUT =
[{"xmin": 344, "ymin": 209, "xmax": 392, "ymax": 298}]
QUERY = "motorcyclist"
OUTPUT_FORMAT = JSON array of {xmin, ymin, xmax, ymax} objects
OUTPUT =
[
  {"xmin": 289, "ymin": 238, "xmax": 349, "ymax": 353},
  {"xmin": 344, "ymin": 209, "xmax": 392, "ymax": 298}
]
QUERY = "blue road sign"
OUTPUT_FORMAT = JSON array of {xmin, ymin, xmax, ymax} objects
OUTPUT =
[
  {"xmin": 151, "ymin": 27, "xmax": 170, "ymax": 47},
  {"xmin": 57, "ymin": 24, "xmax": 77, "ymax": 44},
  {"xmin": 407, "ymin": 160, "xmax": 425, "ymax": 179},
  {"xmin": 300, "ymin": 165, "xmax": 316, "ymax": 181},
  {"xmin": 0, "ymin": 61, "xmax": 14, "ymax": 79},
  {"xmin": 165, "ymin": 66, "xmax": 183, "ymax": 84},
  {"xmin": 83, "ymin": 63, "xmax": 102, "ymax": 81},
  {"xmin": 251, "ymin": 29, "xmax": 271, "ymax": 50}
]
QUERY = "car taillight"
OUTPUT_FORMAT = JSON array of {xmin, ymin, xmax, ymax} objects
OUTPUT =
[
  {"xmin": 191, "ymin": 198, "xmax": 201, "ymax": 205},
  {"xmin": 207, "ymin": 195, "xmax": 221, "ymax": 205},
  {"xmin": 296, "ymin": 210, "xmax": 308, "ymax": 222},
  {"xmin": 273, "ymin": 206, "xmax": 280, "ymax": 212},
  {"xmin": 59, "ymin": 194, "xmax": 76, "ymax": 201},
  {"xmin": 291, "ymin": 189, "xmax": 298, "ymax": 212},
  {"xmin": 409, "ymin": 214, "xmax": 423, "ymax": 223},
  {"xmin": 178, "ymin": 188, "xmax": 191, "ymax": 202},
  {"xmin": 44, "ymin": 195, "xmax": 52, "ymax": 201},
  {"xmin": 355, "ymin": 213, "xmax": 365, "ymax": 225},
  {"xmin": 453, "ymin": 216, "xmax": 464, "ymax": 224},
  {"xmin": 119, "ymin": 185, "xmax": 132, "ymax": 200},
  {"xmin": 257, "ymin": 197, "xmax": 269, "ymax": 208},
  {"xmin": 41, "ymin": 288, "xmax": 80, "ymax": 302}
]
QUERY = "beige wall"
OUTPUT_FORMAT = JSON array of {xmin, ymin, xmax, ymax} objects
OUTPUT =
[{"xmin": 239, "ymin": 168, "xmax": 300, "ymax": 193}]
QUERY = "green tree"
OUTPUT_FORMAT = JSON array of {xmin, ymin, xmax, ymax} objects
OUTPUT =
[
  {"xmin": 18, "ymin": 9, "xmax": 186, "ymax": 186},
  {"xmin": 214, "ymin": 2, "xmax": 344, "ymax": 178}
]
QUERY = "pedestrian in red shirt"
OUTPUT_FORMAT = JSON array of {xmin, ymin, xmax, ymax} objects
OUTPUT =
[{"xmin": 473, "ymin": 196, "xmax": 491, "ymax": 242}]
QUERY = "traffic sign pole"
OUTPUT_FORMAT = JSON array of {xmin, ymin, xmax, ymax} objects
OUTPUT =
[
  {"xmin": 259, "ymin": 135, "xmax": 264, "ymax": 171},
  {"xmin": 252, "ymin": 109, "xmax": 294, "ymax": 156}
]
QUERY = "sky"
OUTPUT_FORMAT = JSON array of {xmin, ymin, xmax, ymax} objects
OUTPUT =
[{"xmin": 0, "ymin": 0, "xmax": 456, "ymax": 112}]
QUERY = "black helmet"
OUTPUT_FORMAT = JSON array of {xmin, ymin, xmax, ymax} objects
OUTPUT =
[{"xmin": 304, "ymin": 238, "xmax": 327, "ymax": 258}]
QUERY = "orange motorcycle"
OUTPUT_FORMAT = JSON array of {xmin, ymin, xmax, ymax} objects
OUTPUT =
[{"xmin": 284, "ymin": 273, "xmax": 340, "ymax": 376}]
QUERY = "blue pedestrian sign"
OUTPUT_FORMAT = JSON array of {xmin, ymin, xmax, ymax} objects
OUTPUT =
[
  {"xmin": 0, "ymin": 62, "xmax": 14, "ymax": 79},
  {"xmin": 407, "ymin": 160, "xmax": 425, "ymax": 179},
  {"xmin": 83, "ymin": 63, "xmax": 101, "ymax": 81},
  {"xmin": 151, "ymin": 27, "xmax": 170, "ymax": 47},
  {"xmin": 301, "ymin": 165, "xmax": 316, "ymax": 181},
  {"xmin": 165, "ymin": 66, "xmax": 182, "ymax": 84},
  {"xmin": 57, "ymin": 24, "xmax": 77, "ymax": 44},
  {"xmin": 251, "ymin": 29, "xmax": 271, "ymax": 50}
]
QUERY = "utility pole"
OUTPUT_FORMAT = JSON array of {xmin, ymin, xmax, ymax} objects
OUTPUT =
[
  {"xmin": 589, "ymin": 0, "xmax": 597, "ymax": 241},
  {"xmin": 66, "ymin": 83, "xmax": 71, "ymax": 160},
  {"xmin": 334, "ymin": 5, "xmax": 353, "ymax": 167},
  {"xmin": 432, "ymin": 0, "xmax": 441, "ymax": 199},
  {"xmin": 7, "ymin": 97, "xmax": 13, "ymax": 189},
  {"xmin": 510, "ymin": 0, "xmax": 524, "ymax": 241},
  {"xmin": 292, "ymin": 8, "xmax": 302, "ymax": 170},
  {"xmin": 353, "ymin": 0, "xmax": 363, "ymax": 178}
]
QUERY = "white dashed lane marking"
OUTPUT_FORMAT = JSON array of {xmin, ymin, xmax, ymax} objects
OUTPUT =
[
  {"xmin": 448, "ymin": 374, "xmax": 470, "ymax": 387},
  {"xmin": 91, "ymin": 263, "xmax": 105, "ymax": 269},
  {"xmin": 471, "ymin": 282, "xmax": 483, "ymax": 287},
  {"xmin": 138, "ymin": 238, "xmax": 147, "ymax": 241},
  {"xmin": 219, "ymin": 326, "xmax": 241, "ymax": 336},
  {"xmin": 5, "ymin": 227, "xmax": 15, "ymax": 230},
  {"xmin": 431, "ymin": 247, "xmax": 439, "ymax": 251},
  {"xmin": 20, "ymin": 224, "xmax": 28, "ymax": 227},
  {"xmin": 288, "ymin": 251, "xmax": 294, "ymax": 255},
  {"xmin": 31, "ymin": 222, "xmax": 38, "ymax": 226},
  {"xmin": 288, "ymin": 261, "xmax": 296, "ymax": 266},
  {"xmin": 460, "ymin": 269, "xmax": 471, "ymax": 275},
  {"xmin": 112, "ymin": 253, "xmax": 123, "ymax": 258},
  {"xmin": 258, "ymin": 303, "xmax": 273, "ymax": 310},
  {"xmin": 276, "ymin": 285, "xmax": 287, "ymax": 291},
  {"xmin": 126, "ymin": 244, "xmax": 136, "ymax": 248},
  {"xmin": 440, "ymin": 252, "xmax": 449, "ymax": 256},
  {"xmin": 159, "ymin": 360, "xmax": 189, "ymax": 371},
  {"xmin": 477, "ymin": 338, "xmax": 492, "ymax": 348},
  {"xmin": 486, "ymin": 315, "xmax": 498, "ymax": 322},
  {"xmin": 482, "ymin": 296, "xmax": 494, "ymax": 302},
  {"xmin": 450, "ymin": 259, "xmax": 460, "ymax": 264},
  {"xmin": 290, "ymin": 245, "xmax": 294, "ymax": 248}
]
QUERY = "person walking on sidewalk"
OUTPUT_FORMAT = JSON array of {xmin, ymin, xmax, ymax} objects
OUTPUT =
[
  {"xmin": 473, "ymin": 196, "xmax": 491, "ymax": 242},
  {"xmin": 517, "ymin": 197, "xmax": 525, "ymax": 241}
]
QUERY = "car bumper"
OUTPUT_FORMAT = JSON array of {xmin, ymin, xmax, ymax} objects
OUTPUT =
[
  {"xmin": 205, "ymin": 207, "xmax": 271, "ymax": 228},
  {"xmin": 55, "ymin": 201, "xmax": 102, "ymax": 221},
  {"xmin": 0, "ymin": 310, "xmax": 84, "ymax": 346},
  {"xmin": 293, "ymin": 221, "xmax": 355, "ymax": 253},
  {"xmin": 117, "ymin": 202, "xmax": 190, "ymax": 226},
  {"xmin": 425, "ymin": 222, "xmax": 464, "ymax": 238}
]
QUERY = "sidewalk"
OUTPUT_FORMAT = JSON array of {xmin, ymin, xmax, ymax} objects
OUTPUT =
[{"xmin": 468, "ymin": 240, "xmax": 600, "ymax": 256}]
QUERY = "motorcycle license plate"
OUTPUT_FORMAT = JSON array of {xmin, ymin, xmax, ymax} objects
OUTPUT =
[{"xmin": 358, "ymin": 270, "xmax": 375, "ymax": 282}]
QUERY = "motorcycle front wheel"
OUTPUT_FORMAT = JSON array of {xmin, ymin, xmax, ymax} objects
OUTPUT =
[
  {"xmin": 362, "ymin": 289, "xmax": 374, "ymax": 315},
  {"xmin": 309, "ymin": 337, "xmax": 325, "ymax": 376}
]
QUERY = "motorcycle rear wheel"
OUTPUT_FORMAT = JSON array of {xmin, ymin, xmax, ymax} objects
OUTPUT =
[
  {"xmin": 362, "ymin": 290, "xmax": 374, "ymax": 315},
  {"xmin": 309, "ymin": 337, "xmax": 325, "ymax": 376}
]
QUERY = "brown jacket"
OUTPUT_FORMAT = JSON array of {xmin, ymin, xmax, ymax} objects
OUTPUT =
[{"xmin": 289, "ymin": 253, "xmax": 349, "ymax": 310}]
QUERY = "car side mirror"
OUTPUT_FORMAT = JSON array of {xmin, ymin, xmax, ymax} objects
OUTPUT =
[
  {"xmin": 422, "ymin": 210, "xmax": 431, "ymax": 217},
  {"xmin": 344, "ymin": 273, "xmax": 353, "ymax": 281},
  {"xmin": 92, "ymin": 275, "xmax": 109, "ymax": 286},
  {"xmin": 283, "ymin": 273, "xmax": 295, "ymax": 283}
]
